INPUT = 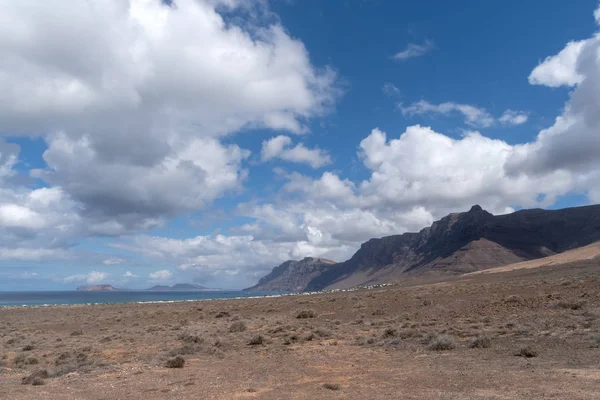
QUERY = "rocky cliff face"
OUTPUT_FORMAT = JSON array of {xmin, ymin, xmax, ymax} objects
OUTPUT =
[
  {"xmin": 245, "ymin": 257, "xmax": 337, "ymax": 292},
  {"xmin": 305, "ymin": 204, "xmax": 600, "ymax": 291}
]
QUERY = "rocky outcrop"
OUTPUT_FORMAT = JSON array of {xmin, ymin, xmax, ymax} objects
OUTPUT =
[
  {"xmin": 245, "ymin": 257, "xmax": 337, "ymax": 292},
  {"xmin": 305, "ymin": 204, "xmax": 600, "ymax": 291}
]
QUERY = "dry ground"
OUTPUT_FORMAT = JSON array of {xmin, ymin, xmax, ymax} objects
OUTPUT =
[{"xmin": 1, "ymin": 259, "xmax": 600, "ymax": 399}]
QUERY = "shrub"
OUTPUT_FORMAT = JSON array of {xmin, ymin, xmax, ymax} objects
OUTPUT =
[
  {"xmin": 228, "ymin": 321, "xmax": 247, "ymax": 333},
  {"xmin": 296, "ymin": 310, "xmax": 317, "ymax": 319},
  {"xmin": 504, "ymin": 295, "xmax": 523, "ymax": 304},
  {"xmin": 25, "ymin": 357, "xmax": 39, "ymax": 365},
  {"xmin": 165, "ymin": 356, "xmax": 185, "ymax": 368},
  {"xmin": 590, "ymin": 334, "xmax": 600, "ymax": 348},
  {"xmin": 215, "ymin": 311, "xmax": 230, "ymax": 318},
  {"xmin": 13, "ymin": 353, "xmax": 26, "ymax": 366},
  {"xmin": 22, "ymin": 344, "xmax": 34, "ymax": 351},
  {"xmin": 383, "ymin": 328, "xmax": 397, "ymax": 338},
  {"xmin": 426, "ymin": 334, "xmax": 455, "ymax": 351},
  {"xmin": 514, "ymin": 345, "xmax": 537, "ymax": 358},
  {"xmin": 323, "ymin": 383, "xmax": 341, "ymax": 391},
  {"xmin": 469, "ymin": 335, "xmax": 491, "ymax": 349},
  {"xmin": 22, "ymin": 369, "xmax": 49, "ymax": 385},
  {"xmin": 314, "ymin": 328, "xmax": 332, "ymax": 338},
  {"xmin": 372, "ymin": 309, "xmax": 385, "ymax": 316},
  {"xmin": 70, "ymin": 330, "xmax": 83, "ymax": 336},
  {"xmin": 178, "ymin": 333, "xmax": 204, "ymax": 344},
  {"xmin": 248, "ymin": 335, "xmax": 264, "ymax": 346},
  {"xmin": 553, "ymin": 299, "xmax": 586, "ymax": 310}
]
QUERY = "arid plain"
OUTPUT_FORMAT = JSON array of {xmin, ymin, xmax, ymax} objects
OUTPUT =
[{"xmin": 2, "ymin": 255, "xmax": 600, "ymax": 400}]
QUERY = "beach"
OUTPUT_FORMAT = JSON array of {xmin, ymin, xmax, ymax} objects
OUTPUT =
[{"xmin": 1, "ymin": 258, "xmax": 599, "ymax": 400}]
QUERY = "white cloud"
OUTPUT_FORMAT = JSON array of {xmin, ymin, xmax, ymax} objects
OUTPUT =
[
  {"xmin": 123, "ymin": 271, "xmax": 138, "ymax": 278},
  {"xmin": 400, "ymin": 100, "xmax": 496, "ymax": 127},
  {"xmin": 0, "ymin": 0, "xmax": 337, "ymax": 228},
  {"xmin": 382, "ymin": 83, "xmax": 401, "ymax": 97},
  {"xmin": 103, "ymin": 257, "xmax": 124, "ymax": 265},
  {"xmin": 528, "ymin": 40, "xmax": 585, "ymax": 87},
  {"xmin": 64, "ymin": 271, "xmax": 109, "ymax": 284},
  {"xmin": 392, "ymin": 40, "xmax": 434, "ymax": 61},
  {"xmin": 400, "ymin": 101, "xmax": 529, "ymax": 128},
  {"xmin": 261, "ymin": 135, "xmax": 331, "ymax": 168},
  {"xmin": 507, "ymin": 10, "xmax": 600, "ymax": 177},
  {"xmin": 499, "ymin": 110, "xmax": 529, "ymax": 126},
  {"xmin": 149, "ymin": 269, "xmax": 173, "ymax": 281}
]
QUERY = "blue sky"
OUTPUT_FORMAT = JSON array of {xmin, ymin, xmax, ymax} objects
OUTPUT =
[{"xmin": 1, "ymin": 0, "xmax": 599, "ymax": 290}]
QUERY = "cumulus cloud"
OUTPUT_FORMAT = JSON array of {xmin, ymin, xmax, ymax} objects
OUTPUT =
[
  {"xmin": 399, "ymin": 100, "xmax": 496, "ymax": 127},
  {"xmin": 528, "ymin": 40, "xmax": 585, "ymax": 87},
  {"xmin": 499, "ymin": 110, "xmax": 529, "ymax": 126},
  {"xmin": 392, "ymin": 40, "xmax": 434, "ymax": 61},
  {"xmin": 123, "ymin": 271, "xmax": 138, "ymax": 278},
  {"xmin": 400, "ymin": 100, "xmax": 529, "ymax": 128},
  {"xmin": 0, "ymin": 0, "xmax": 337, "ymax": 229},
  {"xmin": 64, "ymin": 271, "xmax": 109, "ymax": 284},
  {"xmin": 261, "ymin": 136, "xmax": 331, "ymax": 168},
  {"xmin": 149, "ymin": 269, "xmax": 173, "ymax": 281},
  {"xmin": 507, "ymin": 13, "xmax": 600, "ymax": 177}
]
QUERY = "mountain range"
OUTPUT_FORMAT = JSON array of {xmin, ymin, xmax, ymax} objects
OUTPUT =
[{"xmin": 247, "ymin": 204, "xmax": 600, "ymax": 292}]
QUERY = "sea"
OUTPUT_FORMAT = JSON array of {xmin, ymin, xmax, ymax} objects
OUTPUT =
[{"xmin": 0, "ymin": 290, "xmax": 286, "ymax": 307}]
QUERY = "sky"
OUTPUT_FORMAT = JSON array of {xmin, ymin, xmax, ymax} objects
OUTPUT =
[{"xmin": 1, "ymin": 0, "xmax": 600, "ymax": 290}]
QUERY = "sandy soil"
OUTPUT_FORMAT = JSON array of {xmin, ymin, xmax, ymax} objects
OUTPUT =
[{"xmin": 1, "ymin": 259, "xmax": 600, "ymax": 400}]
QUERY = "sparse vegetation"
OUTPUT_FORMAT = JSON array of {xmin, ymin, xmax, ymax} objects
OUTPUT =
[
  {"xmin": 470, "ymin": 335, "xmax": 491, "ymax": 349},
  {"xmin": 229, "ymin": 321, "xmax": 247, "ymax": 333},
  {"xmin": 296, "ymin": 309, "xmax": 317, "ymax": 319},
  {"xmin": 22, "ymin": 369, "xmax": 49, "ymax": 385},
  {"xmin": 248, "ymin": 335, "xmax": 264, "ymax": 346},
  {"xmin": 426, "ymin": 334, "xmax": 455, "ymax": 351},
  {"xmin": 553, "ymin": 299, "xmax": 586, "ymax": 310},
  {"xmin": 589, "ymin": 334, "xmax": 600, "ymax": 348},
  {"xmin": 323, "ymin": 383, "xmax": 341, "ymax": 391},
  {"xmin": 504, "ymin": 295, "xmax": 523, "ymax": 304},
  {"xmin": 165, "ymin": 356, "xmax": 185, "ymax": 368},
  {"xmin": 514, "ymin": 345, "xmax": 537, "ymax": 358}
]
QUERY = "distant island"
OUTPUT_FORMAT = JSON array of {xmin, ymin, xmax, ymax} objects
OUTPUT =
[
  {"xmin": 147, "ymin": 283, "xmax": 218, "ymax": 291},
  {"xmin": 76, "ymin": 283, "xmax": 219, "ymax": 291},
  {"xmin": 76, "ymin": 285, "xmax": 120, "ymax": 291}
]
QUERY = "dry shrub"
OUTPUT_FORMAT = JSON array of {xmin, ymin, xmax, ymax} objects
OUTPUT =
[
  {"xmin": 165, "ymin": 356, "xmax": 185, "ymax": 368},
  {"xmin": 469, "ymin": 335, "xmax": 491, "ymax": 349},
  {"xmin": 228, "ymin": 321, "xmax": 247, "ymax": 333},
  {"xmin": 22, "ymin": 369, "xmax": 49, "ymax": 385},
  {"xmin": 323, "ymin": 383, "xmax": 341, "ymax": 391},
  {"xmin": 514, "ymin": 345, "xmax": 537, "ymax": 358},
  {"xmin": 296, "ymin": 310, "xmax": 317, "ymax": 319},
  {"xmin": 426, "ymin": 334, "xmax": 455, "ymax": 351},
  {"xmin": 248, "ymin": 335, "xmax": 264, "ymax": 346}
]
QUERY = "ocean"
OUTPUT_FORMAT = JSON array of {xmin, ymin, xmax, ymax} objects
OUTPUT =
[{"xmin": 0, "ymin": 290, "xmax": 285, "ymax": 307}]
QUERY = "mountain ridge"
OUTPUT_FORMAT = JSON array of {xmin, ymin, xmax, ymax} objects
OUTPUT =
[
  {"xmin": 302, "ymin": 204, "xmax": 600, "ymax": 290},
  {"xmin": 244, "ymin": 257, "xmax": 337, "ymax": 292}
]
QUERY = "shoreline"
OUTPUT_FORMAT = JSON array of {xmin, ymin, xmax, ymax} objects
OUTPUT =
[{"xmin": 0, "ymin": 290, "xmax": 313, "ymax": 310}]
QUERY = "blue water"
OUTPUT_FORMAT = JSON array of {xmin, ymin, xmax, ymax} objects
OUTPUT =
[{"xmin": 0, "ymin": 290, "xmax": 285, "ymax": 307}]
